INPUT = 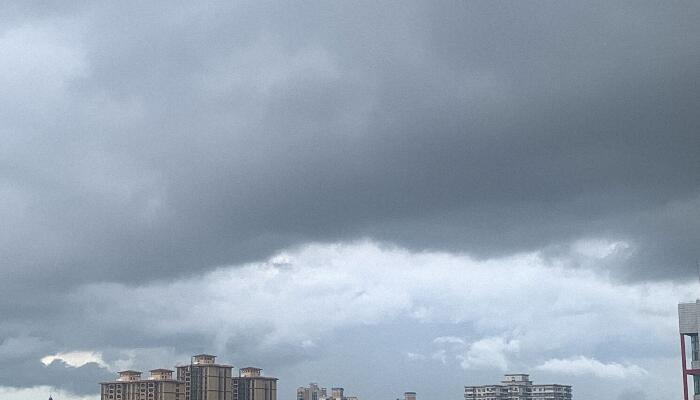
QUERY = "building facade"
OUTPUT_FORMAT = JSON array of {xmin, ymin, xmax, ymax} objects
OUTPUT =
[
  {"xmin": 176, "ymin": 355, "xmax": 233, "ymax": 400},
  {"xmin": 464, "ymin": 374, "xmax": 571, "ymax": 400},
  {"xmin": 679, "ymin": 300, "xmax": 700, "ymax": 400},
  {"xmin": 101, "ymin": 370, "xmax": 185, "ymax": 400},
  {"xmin": 233, "ymin": 367, "xmax": 277, "ymax": 400}
]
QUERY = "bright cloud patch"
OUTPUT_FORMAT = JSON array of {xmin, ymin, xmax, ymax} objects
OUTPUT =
[
  {"xmin": 433, "ymin": 336, "xmax": 465, "ymax": 345},
  {"xmin": 535, "ymin": 356, "xmax": 648, "ymax": 379},
  {"xmin": 458, "ymin": 336, "xmax": 520, "ymax": 371},
  {"xmin": 41, "ymin": 352, "xmax": 108, "ymax": 369},
  {"xmin": 405, "ymin": 352, "xmax": 426, "ymax": 361}
]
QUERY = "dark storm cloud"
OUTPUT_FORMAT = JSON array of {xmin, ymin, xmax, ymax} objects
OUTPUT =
[
  {"xmin": 2, "ymin": 0, "xmax": 698, "ymax": 292},
  {"xmin": 0, "ymin": 2, "xmax": 699, "ymax": 393}
]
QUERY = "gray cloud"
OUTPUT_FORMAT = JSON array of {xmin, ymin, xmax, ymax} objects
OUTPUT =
[{"xmin": 1, "ymin": 1, "xmax": 698, "ymax": 295}]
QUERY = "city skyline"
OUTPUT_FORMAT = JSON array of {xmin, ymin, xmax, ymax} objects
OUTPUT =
[{"xmin": 1, "ymin": 1, "xmax": 699, "ymax": 400}]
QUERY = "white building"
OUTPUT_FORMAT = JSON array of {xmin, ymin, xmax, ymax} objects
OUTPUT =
[{"xmin": 464, "ymin": 374, "xmax": 571, "ymax": 400}]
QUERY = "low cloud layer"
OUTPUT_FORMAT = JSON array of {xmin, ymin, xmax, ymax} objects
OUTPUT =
[{"xmin": 1, "ymin": 242, "xmax": 693, "ymax": 399}]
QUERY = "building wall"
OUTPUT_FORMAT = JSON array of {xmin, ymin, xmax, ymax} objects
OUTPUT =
[
  {"xmin": 680, "ymin": 301, "xmax": 700, "ymax": 334},
  {"xmin": 234, "ymin": 377, "xmax": 277, "ymax": 400},
  {"xmin": 101, "ymin": 380, "xmax": 184, "ymax": 400},
  {"xmin": 177, "ymin": 364, "xmax": 233, "ymax": 400}
]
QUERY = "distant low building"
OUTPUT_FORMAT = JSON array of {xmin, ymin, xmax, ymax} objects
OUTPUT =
[
  {"xmin": 297, "ymin": 383, "xmax": 325, "ymax": 400},
  {"xmin": 297, "ymin": 383, "xmax": 356, "ymax": 400},
  {"xmin": 464, "ymin": 374, "xmax": 571, "ymax": 400}
]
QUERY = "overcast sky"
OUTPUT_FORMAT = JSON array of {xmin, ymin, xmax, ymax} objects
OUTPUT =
[{"xmin": 1, "ymin": 1, "xmax": 699, "ymax": 400}]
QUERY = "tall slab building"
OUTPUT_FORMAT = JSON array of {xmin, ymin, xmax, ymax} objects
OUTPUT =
[
  {"xmin": 232, "ymin": 367, "xmax": 277, "ymax": 400},
  {"xmin": 176, "ymin": 355, "xmax": 233, "ymax": 400}
]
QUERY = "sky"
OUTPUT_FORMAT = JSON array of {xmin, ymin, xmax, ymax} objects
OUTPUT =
[{"xmin": 1, "ymin": 1, "xmax": 699, "ymax": 400}]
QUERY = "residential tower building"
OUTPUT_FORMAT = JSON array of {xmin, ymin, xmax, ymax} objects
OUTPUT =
[
  {"xmin": 100, "ymin": 369, "xmax": 185, "ymax": 400},
  {"xmin": 233, "ymin": 367, "xmax": 277, "ymax": 400},
  {"xmin": 176, "ymin": 354, "xmax": 233, "ymax": 400}
]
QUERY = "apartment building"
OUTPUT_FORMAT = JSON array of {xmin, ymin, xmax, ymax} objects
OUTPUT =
[
  {"xmin": 102, "ymin": 354, "xmax": 273, "ymax": 400},
  {"xmin": 464, "ymin": 374, "xmax": 571, "ymax": 400},
  {"xmin": 232, "ymin": 367, "xmax": 277, "ymax": 400},
  {"xmin": 100, "ymin": 369, "xmax": 185, "ymax": 400},
  {"xmin": 176, "ymin": 355, "xmax": 233, "ymax": 400}
]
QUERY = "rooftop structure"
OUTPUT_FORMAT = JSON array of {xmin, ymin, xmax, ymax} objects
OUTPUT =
[
  {"xmin": 239, "ymin": 368, "xmax": 263, "ymax": 378},
  {"xmin": 150, "ymin": 369, "xmax": 175, "ymax": 381},
  {"xmin": 118, "ymin": 371, "xmax": 143, "ymax": 382},
  {"xmin": 191, "ymin": 355, "xmax": 217, "ymax": 365}
]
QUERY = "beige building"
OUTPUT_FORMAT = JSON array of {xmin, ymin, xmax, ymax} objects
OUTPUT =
[
  {"xmin": 176, "ymin": 354, "xmax": 233, "ymax": 400},
  {"xmin": 101, "ymin": 355, "xmax": 281, "ymax": 400},
  {"xmin": 404, "ymin": 392, "xmax": 416, "ymax": 400},
  {"xmin": 101, "ymin": 369, "xmax": 185, "ymax": 400},
  {"xmin": 232, "ymin": 367, "xmax": 277, "ymax": 400}
]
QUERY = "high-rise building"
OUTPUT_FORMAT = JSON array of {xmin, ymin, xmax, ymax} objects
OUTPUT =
[
  {"xmin": 679, "ymin": 300, "xmax": 700, "ymax": 400},
  {"xmin": 100, "ymin": 369, "xmax": 185, "ymax": 400},
  {"xmin": 99, "ymin": 354, "xmax": 279, "ymax": 400},
  {"xmin": 464, "ymin": 374, "xmax": 571, "ymax": 400},
  {"xmin": 176, "ymin": 355, "xmax": 233, "ymax": 400},
  {"xmin": 297, "ymin": 383, "xmax": 325, "ymax": 400},
  {"xmin": 233, "ymin": 367, "xmax": 277, "ymax": 400},
  {"xmin": 404, "ymin": 392, "xmax": 416, "ymax": 400}
]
